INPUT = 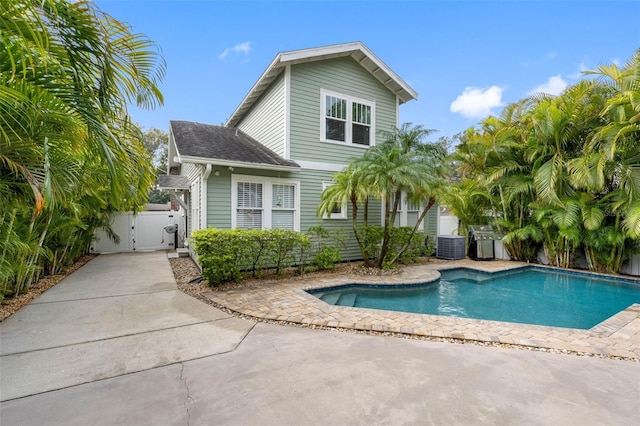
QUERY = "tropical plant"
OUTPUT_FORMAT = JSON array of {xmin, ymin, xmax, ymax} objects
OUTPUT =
[
  {"xmin": 141, "ymin": 127, "xmax": 170, "ymax": 203},
  {"xmin": 0, "ymin": 0, "xmax": 165, "ymax": 299},
  {"xmin": 318, "ymin": 123, "xmax": 448, "ymax": 268},
  {"xmin": 447, "ymin": 49, "xmax": 640, "ymax": 273}
]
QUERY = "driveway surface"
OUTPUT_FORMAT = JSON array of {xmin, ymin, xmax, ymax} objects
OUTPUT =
[{"xmin": 1, "ymin": 252, "xmax": 639, "ymax": 425}]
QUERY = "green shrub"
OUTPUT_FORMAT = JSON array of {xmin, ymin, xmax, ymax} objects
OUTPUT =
[
  {"xmin": 385, "ymin": 227, "xmax": 422, "ymax": 264},
  {"xmin": 267, "ymin": 229, "xmax": 309, "ymax": 275},
  {"xmin": 199, "ymin": 254, "xmax": 240, "ymax": 285},
  {"xmin": 358, "ymin": 226, "xmax": 430, "ymax": 267},
  {"xmin": 308, "ymin": 225, "xmax": 345, "ymax": 271},
  {"xmin": 191, "ymin": 228, "xmax": 311, "ymax": 284},
  {"xmin": 312, "ymin": 246, "xmax": 341, "ymax": 270},
  {"xmin": 361, "ymin": 225, "xmax": 384, "ymax": 260}
]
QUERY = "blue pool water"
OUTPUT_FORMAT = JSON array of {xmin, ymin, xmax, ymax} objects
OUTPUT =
[{"xmin": 308, "ymin": 267, "xmax": 640, "ymax": 329}]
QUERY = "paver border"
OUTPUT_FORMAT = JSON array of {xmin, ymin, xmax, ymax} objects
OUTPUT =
[{"xmin": 202, "ymin": 260, "xmax": 640, "ymax": 360}]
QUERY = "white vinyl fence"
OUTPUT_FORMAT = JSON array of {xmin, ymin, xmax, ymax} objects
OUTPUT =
[{"xmin": 91, "ymin": 211, "xmax": 179, "ymax": 253}]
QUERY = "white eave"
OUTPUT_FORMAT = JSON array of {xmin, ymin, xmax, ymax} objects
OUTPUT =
[
  {"xmin": 178, "ymin": 155, "xmax": 301, "ymax": 173},
  {"xmin": 226, "ymin": 41, "xmax": 418, "ymax": 128}
]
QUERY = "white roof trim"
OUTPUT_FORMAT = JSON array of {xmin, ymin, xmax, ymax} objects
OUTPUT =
[
  {"xmin": 179, "ymin": 155, "xmax": 301, "ymax": 173},
  {"xmin": 226, "ymin": 42, "xmax": 418, "ymax": 127}
]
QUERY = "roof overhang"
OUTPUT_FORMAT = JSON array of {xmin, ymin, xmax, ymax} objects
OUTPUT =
[
  {"xmin": 226, "ymin": 42, "xmax": 418, "ymax": 127},
  {"xmin": 178, "ymin": 155, "xmax": 301, "ymax": 173},
  {"xmin": 156, "ymin": 174, "xmax": 190, "ymax": 191}
]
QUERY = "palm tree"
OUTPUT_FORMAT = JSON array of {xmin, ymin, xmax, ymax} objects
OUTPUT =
[
  {"xmin": 1, "ymin": 0, "xmax": 165, "ymax": 210},
  {"xmin": 586, "ymin": 49, "xmax": 640, "ymax": 240},
  {"xmin": 317, "ymin": 163, "xmax": 376, "ymax": 266},
  {"xmin": 0, "ymin": 0, "xmax": 165, "ymax": 298},
  {"xmin": 319, "ymin": 124, "xmax": 447, "ymax": 268}
]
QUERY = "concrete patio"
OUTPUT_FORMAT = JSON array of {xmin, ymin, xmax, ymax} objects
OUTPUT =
[{"xmin": 1, "ymin": 252, "xmax": 638, "ymax": 425}]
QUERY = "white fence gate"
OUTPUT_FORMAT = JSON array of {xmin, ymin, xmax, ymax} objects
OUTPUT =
[
  {"xmin": 91, "ymin": 211, "xmax": 179, "ymax": 253},
  {"xmin": 439, "ymin": 213, "xmax": 460, "ymax": 236}
]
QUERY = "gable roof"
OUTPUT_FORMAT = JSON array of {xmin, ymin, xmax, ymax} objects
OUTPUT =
[
  {"xmin": 226, "ymin": 41, "xmax": 418, "ymax": 128},
  {"xmin": 170, "ymin": 120, "xmax": 300, "ymax": 171}
]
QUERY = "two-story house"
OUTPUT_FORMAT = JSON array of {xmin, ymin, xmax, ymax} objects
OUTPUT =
[{"xmin": 160, "ymin": 42, "xmax": 439, "ymax": 259}]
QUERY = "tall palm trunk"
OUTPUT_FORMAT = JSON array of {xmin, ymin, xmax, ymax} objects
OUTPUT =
[{"xmin": 389, "ymin": 197, "xmax": 436, "ymax": 265}]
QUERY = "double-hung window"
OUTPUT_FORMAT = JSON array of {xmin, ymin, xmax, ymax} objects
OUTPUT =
[
  {"xmin": 406, "ymin": 200, "xmax": 421, "ymax": 228},
  {"xmin": 272, "ymin": 184, "xmax": 296, "ymax": 230},
  {"xmin": 385, "ymin": 191, "xmax": 424, "ymax": 230},
  {"xmin": 321, "ymin": 90, "xmax": 375, "ymax": 146},
  {"xmin": 236, "ymin": 182, "xmax": 263, "ymax": 229},
  {"xmin": 232, "ymin": 175, "xmax": 300, "ymax": 231}
]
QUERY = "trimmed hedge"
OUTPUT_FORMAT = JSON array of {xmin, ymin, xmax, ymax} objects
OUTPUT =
[
  {"xmin": 192, "ymin": 228, "xmax": 319, "ymax": 285},
  {"xmin": 191, "ymin": 226, "xmax": 430, "ymax": 284}
]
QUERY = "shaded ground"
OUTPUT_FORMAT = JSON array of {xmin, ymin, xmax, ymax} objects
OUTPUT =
[{"xmin": 0, "ymin": 254, "xmax": 96, "ymax": 322}]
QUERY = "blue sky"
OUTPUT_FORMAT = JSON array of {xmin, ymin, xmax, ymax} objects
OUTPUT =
[{"xmin": 96, "ymin": 0, "xmax": 639, "ymax": 140}]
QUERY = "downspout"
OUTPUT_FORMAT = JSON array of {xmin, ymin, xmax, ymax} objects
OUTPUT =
[{"xmin": 201, "ymin": 164, "xmax": 212, "ymax": 229}]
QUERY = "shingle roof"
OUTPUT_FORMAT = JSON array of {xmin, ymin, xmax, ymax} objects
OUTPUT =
[
  {"xmin": 156, "ymin": 174, "xmax": 190, "ymax": 190},
  {"xmin": 169, "ymin": 121, "xmax": 300, "ymax": 170}
]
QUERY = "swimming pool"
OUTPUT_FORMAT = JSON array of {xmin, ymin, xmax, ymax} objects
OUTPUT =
[{"xmin": 308, "ymin": 267, "xmax": 640, "ymax": 329}]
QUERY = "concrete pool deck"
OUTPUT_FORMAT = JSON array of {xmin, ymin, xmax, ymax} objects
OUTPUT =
[
  {"xmin": 203, "ymin": 260, "xmax": 640, "ymax": 360},
  {"xmin": 3, "ymin": 253, "xmax": 639, "ymax": 424}
]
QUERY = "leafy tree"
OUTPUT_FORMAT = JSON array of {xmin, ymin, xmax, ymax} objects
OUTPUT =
[
  {"xmin": 318, "ymin": 123, "xmax": 447, "ymax": 268},
  {"xmin": 141, "ymin": 127, "xmax": 169, "ymax": 174},
  {"xmin": 141, "ymin": 127, "xmax": 170, "ymax": 203},
  {"xmin": 447, "ymin": 50, "xmax": 640, "ymax": 273},
  {"xmin": 0, "ymin": 0, "xmax": 165, "ymax": 298}
]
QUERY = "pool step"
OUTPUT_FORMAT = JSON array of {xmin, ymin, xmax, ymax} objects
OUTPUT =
[
  {"xmin": 337, "ymin": 293, "xmax": 357, "ymax": 307},
  {"xmin": 321, "ymin": 293, "xmax": 341, "ymax": 305}
]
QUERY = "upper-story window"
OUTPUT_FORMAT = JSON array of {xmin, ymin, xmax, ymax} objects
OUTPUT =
[{"xmin": 321, "ymin": 89, "xmax": 375, "ymax": 147}]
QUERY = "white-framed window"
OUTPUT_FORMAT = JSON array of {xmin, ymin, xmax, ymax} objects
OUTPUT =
[
  {"xmin": 236, "ymin": 181, "xmax": 263, "ymax": 229},
  {"xmin": 384, "ymin": 191, "xmax": 424, "ymax": 230},
  {"xmin": 407, "ymin": 199, "xmax": 421, "ymax": 228},
  {"xmin": 272, "ymin": 184, "xmax": 296, "ymax": 230},
  {"xmin": 322, "ymin": 181, "xmax": 348, "ymax": 219},
  {"xmin": 232, "ymin": 175, "xmax": 300, "ymax": 231},
  {"xmin": 321, "ymin": 89, "xmax": 375, "ymax": 147}
]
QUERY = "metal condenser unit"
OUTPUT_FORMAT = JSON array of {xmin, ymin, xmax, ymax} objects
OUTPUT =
[{"xmin": 468, "ymin": 225, "xmax": 499, "ymax": 260}]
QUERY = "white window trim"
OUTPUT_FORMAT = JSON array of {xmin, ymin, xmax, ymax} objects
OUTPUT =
[
  {"xmin": 231, "ymin": 174, "xmax": 300, "ymax": 231},
  {"xmin": 322, "ymin": 181, "xmax": 348, "ymax": 219},
  {"xmin": 382, "ymin": 191, "xmax": 424, "ymax": 230},
  {"xmin": 320, "ymin": 89, "xmax": 376, "ymax": 147},
  {"xmin": 190, "ymin": 177, "xmax": 201, "ymax": 232}
]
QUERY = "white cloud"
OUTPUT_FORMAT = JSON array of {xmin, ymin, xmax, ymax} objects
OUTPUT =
[
  {"xmin": 449, "ymin": 86, "xmax": 504, "ymax": 119},
  {"xmin": 569, "ymin": 60, "xmax": 589, "ymax": 80},
  {"xmin": 529, "ymin": 75, "xmax": 567, "ymax": 96},
  {"xmin": 219, "ymin": 41, "xmax": 251, "ymax": 60}
]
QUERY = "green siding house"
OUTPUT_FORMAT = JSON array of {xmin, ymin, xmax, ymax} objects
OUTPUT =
[{"xmin": 161, "ymin": 42, "xmax": 439, "ymax": 259}]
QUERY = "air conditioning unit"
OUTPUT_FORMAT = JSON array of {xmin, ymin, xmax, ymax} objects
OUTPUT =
[{"xmin": 436, "ymin": 235, "xmax": 466, "ymax": 260}]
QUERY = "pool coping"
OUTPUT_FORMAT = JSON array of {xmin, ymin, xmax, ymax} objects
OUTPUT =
[{"xmin": 202, "ymin": 260, "xmax": 640, "ymax": 360}]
